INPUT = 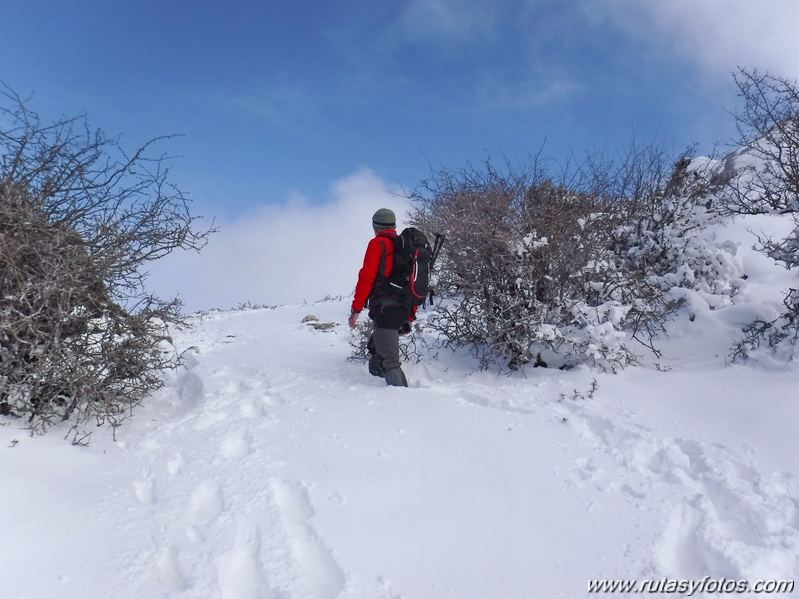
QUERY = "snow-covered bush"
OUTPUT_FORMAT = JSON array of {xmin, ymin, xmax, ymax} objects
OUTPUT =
[
  {"xmin": 0, "ymin": 86, "xmax": 212, "ymax": 438},
  {"xmin": 610, "ymin": 154, "xmax": 743, "ymax": 327},
  {"xmin": 407, "ymin": 149, "xmax": 740, "ymax": 371},
  {"xmin": 717, "ymin": 69, "xmax": 799, "ymax": 217},
  {"xmin": 407, "ymin": 161, "xmax": 636, "ymax": 371},
  {"xmin": 713, "ymin": 69, "xmax": 799, "ymax": 359},
  {"xmin": 730, "ymin": 294, "xmax": 799, "ymax": 363}
]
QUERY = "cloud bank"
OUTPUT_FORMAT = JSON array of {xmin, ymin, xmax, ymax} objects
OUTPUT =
[
  {"xmin": 146, "ymin": 169, "xmax": 411, "ymax": 313},
  {"xmin": 604, "ymin": 0, "xmax": 799, "ymax": 79}
]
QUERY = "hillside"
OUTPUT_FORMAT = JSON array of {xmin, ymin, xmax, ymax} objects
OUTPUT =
[{"xmin": 1, "ymin": 215, "xmax": 798, "ymax": 599}]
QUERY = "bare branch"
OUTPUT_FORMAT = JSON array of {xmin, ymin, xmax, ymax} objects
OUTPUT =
[{"xmin": 0, "ymin": 84, "xmax": 215, "ymax": 437}]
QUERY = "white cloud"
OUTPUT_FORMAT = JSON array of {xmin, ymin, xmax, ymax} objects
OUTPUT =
[
  {"xmin": 603, "ymin": 0, "xmax": 799, "ymax": 79},
  {"xmin": 227, "ymin": 84, "xmax": 317, "ymax": 127},
  {"xmin": 397, "ymin": 0, "xmax": 498, "ymax": 42},
  {"xmin": 146, "ymin": 169, "xmax": 412, "ymax": 312},
  {"xmin": 475, "ymin": 76, "xmax": 581, "ymax": 110}
]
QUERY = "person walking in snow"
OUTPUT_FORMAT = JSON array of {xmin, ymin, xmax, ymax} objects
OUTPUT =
[{"xmin": 348, "ymin": 208, "xmax": 414, "ymax": 387}]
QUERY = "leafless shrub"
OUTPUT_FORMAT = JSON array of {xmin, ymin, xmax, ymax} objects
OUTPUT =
[
  {"xmin": 0, "ymin": 84, "xmax": 214, "ymax": 436},
  {"xmin": 716, "ymin": 69, "xmax": 799, "ymax": 217},
  {"xmin": 608, "ymin": 150, "xmax": 742, "ymax": 344},
  {"xmin": 347, "ymin": 320, "xmax": 427, "ymax": 365},
  {"xmin": 407, "ymin": 157, "xmax": 627, "ymax": 370},
  {"xmin": 406, "ymin": 145, "xmax": 737, "ymax": 371},
  {"xmin": 236, "ymin": 300, "xmax": 277, "ymax": 311},
  {"xmin": 730, "ymin": 289, "xmax": 799, "ymax": 362},
  {"xmin": 714, "ymin": 69, "xmax": 799, "ymax": 358}
]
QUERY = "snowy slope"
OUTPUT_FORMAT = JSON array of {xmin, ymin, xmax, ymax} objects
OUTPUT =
[{"xmin": 1, "ymin": 217, "xmax": 798, "ymax": 599}]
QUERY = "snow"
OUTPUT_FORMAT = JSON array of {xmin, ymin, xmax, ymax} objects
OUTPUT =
[{"xmin": 1, "ymin": 217, "xmax": 798, "ymax": 598}]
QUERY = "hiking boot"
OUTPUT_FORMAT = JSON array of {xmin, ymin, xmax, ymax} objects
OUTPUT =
[
  {"xmin": 384, "ymin": 367, "xmax": 408, "ymax": 387},
  {"xmin": 368, "ymin": 354, "xmax": 385, "ymax": 378}
]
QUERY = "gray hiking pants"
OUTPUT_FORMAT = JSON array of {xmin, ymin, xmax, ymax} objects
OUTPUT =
[
  {"xmin": 368, "ymin": 300, "xmax": 409, "ymax": 373},
  {"xmin": 370, "ymin": 328, "xmax": 400, "ymax": 371}
]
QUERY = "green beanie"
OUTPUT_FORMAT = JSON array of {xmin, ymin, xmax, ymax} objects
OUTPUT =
[{"xmin": 372, "ymin": 208, "xmax": 396, "ymax": 228}]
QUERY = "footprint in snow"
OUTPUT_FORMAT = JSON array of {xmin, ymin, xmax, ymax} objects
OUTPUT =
[
  {"xmin": 270, "ymin": 478, "xmax": 345, "ymax": 599},
  {"xmin": 187, "ymin": 481, "xmax": 224, "ymax": 526},
  {"xmin": 167, "ymin": 452, "xmax": 187, "ymax": 475},
  {"xmin": 133, "ymin": 478, "xmax": 155, "ymax": 504},
  {"xmin": 185, "ymin": 524, "xmax": 204, "ymax": 544},
  {"xmin": 568, "ymin": 457, "xmax": 601, "ymax": 484},
  {"xmin": 559, "ymin": 399, "xmax": 799, "ymax": 581},
  {"xmin": 619, "ymin": 483, "xmax": 647, "ymax": 500},
  {"xmin": 157, "ymin": 546, "xmax": 185, "ymax": 592},
  {"xmin": 377, "ymin": 576, "xmax": 404, "ymax": 599},
  {"xmin": 240, "ymin": 400, "xmax": 265, "ymax": 419},
  {"xmin": 221, "ymin": 430, "xmax": 251, "ymax": 461},
  {"xmin": 218, "ymin": 546, "xmax": 266, "ymax": 599},
  {"xmin": 264, "ymin": 392, "xmax": 284, "ymax": 407},
  {"xmin": 272, "ymin": 479, "xmax": 315, "ymax": 526},
  {"xmin": 563, "ymin": 402, "xmax": 642, "ymax": 448},
  {"xmin": 133, "ymin": 467, "xmax": 155, "ymax": 504},
  {"xmin": 176, "ymin": 371, "xmax": 205, "ymax": 416}
]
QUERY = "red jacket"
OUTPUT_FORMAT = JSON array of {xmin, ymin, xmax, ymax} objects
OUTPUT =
[
  {"xmin": 352, "ymin": 231, "xmax": 419, "ymax": 321},
  {"xmin": 352, "ymin": 230, "xmax": 396, "ymax": 312}
]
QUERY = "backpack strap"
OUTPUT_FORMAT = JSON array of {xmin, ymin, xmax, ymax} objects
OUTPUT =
[{"xmin": 375, "ymin": 231, "xmax": 396, "ymax": 279}]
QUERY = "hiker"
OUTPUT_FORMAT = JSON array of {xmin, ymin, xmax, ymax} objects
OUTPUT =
[{"xmin": 348, "ymin": 208, "xmax": 415, "ymax": 387}]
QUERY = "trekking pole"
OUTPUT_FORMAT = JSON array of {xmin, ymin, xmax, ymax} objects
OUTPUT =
[
  {"xmin": 427, "ymin": 233, "xmax": 446, "ymax": 307},
  {"xmin": 431, "ymin": 233, "xmax": 445, "ymax": 269}
]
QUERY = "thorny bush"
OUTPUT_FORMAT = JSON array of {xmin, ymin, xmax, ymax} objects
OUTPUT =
[
  {"xmin": 0, "ymin": 85, "xmax": 213, "ymax": 439},
  {"xmin": 348, "ymin": 320, "xmax": 428, "ymax": 366},
  {"xmin": 407, "ymin": 146, "xmax": 740, "ymax": 372},
  {"xmin": 713, "ymin": 69, "xmax": 799, "ymax": 360}
]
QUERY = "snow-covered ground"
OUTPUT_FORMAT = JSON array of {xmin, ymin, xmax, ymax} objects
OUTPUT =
[{"xmin": 1, "ymin": 216, "xmax": 798, "ymax": 599}]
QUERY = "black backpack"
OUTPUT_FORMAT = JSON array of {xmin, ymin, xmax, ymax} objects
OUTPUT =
[{"xmin": 382, "ymin": 228, "xmax": 432, "ymax": 308}]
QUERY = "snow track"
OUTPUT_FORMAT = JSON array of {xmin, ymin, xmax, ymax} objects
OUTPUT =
[
  {"xmin": 558, "ymin": 394, "xmax": 799, "ymax": 583},
  {"xmin": 271, "ymin": 478, "xmax": 346, "ymax": 599},
  {"xmin": 1, "ymin": 298, "xmax": 797, "ymax": 598}
]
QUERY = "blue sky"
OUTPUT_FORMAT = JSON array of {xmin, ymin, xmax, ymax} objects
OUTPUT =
[{"xmin": 3, "ymin": 0, "xmax": 799, "ymax": 309}]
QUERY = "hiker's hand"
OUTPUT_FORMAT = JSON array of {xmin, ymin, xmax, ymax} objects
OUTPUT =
[
  {"xmin": 399, "ymin": 322, "xmax": 411, "ymax": 336},
  {"xmin": 348, "ymin": 311, "xmax": 360, "ymax": 329}
]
